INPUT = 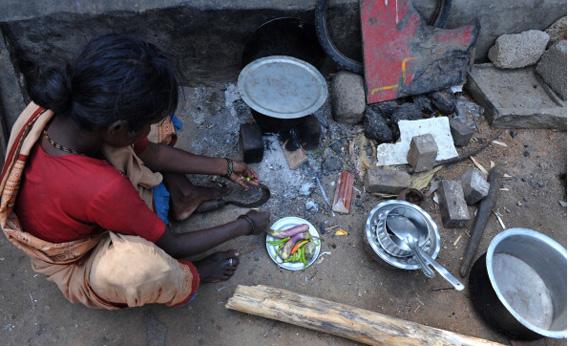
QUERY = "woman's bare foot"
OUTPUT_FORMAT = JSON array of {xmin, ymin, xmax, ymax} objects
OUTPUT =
[
  {"xmin": 170, "ymin": 184, "xmax": 228, "ymax": 221},
  {"xmin": 195, "ymin": 250, "xmax": 240, "ymax": 283}
]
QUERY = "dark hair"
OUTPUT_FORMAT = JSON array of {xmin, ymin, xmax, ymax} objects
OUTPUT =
[{"xmin": 31, "ymin": 34, "xmax": 178, "ymax": 131}]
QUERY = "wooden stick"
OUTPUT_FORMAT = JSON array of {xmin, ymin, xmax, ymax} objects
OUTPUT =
[
  {"xmin": 460, "ymin": 165, "xmax": 503, "ymax": 277},
  {"xmin": 435, "ymin": 130, "xmax": 504, "ymax": 167},
  {"xmin": 226, "ymin": 285, "xmax": 505, "ymax": 346}
]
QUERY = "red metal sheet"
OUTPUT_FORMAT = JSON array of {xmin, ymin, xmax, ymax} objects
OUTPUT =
[{"xmin": 361, "ymin": 0, "xmax": 478, "ymax": 104}]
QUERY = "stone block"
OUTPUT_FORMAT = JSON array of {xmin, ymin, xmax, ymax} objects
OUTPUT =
[
  {"xmin": 488, "ymin": 30, "xmax": 550, "ymax": 68},
  {"xmin": 466, "ymin": 64, "xmax": 566, "ymax": 130},
  {"xmin": 239, "ymin": 123, "xmax": 264, "ymax": 163},
  {"xmin": 331, "ymin": 71, "xmax": 365, "ymax": 124},
  {"xmin": 365, "ymin": 167, "xmax": 410, "ymax": 194},
  {"xmin": 536, "ymin": 40, "xmax": 567, "ymax": 100},
  {"xmin": 545, "ymin": 16, "xmax": 567, "ymax": 47},
  {"xmin": 438, "ymin": 180, "xmax": 470, "ymax": 228},
  {"xmin": 376, "ymin": 117, "xmax": 458, "ymax": 166},
  {"xmin": 460, "ymin": 168, "xmax": 490, "ymax": 205},
  {"xmin": 297, "ymin": 115, "xmax": 321, "ymax": 150},
  {"xmin": 449, "ymin": 116, "xmax": 475, "ymax": 147},
  {"xmin": 407, "ymin": 134, "xmax": 437, "ymax": 172}
]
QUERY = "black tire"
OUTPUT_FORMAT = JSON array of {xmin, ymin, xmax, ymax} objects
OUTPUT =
[
  {"xmin": 315, "ymin": 0, "xmax": 452, "ymax": 75},
  {"xmin": 429, "ymin": 0, "xmax": 452, "ymax": 28},
  {"xmin": 315, "ymin": 0, "xmax": 363, "ymax": 74}
]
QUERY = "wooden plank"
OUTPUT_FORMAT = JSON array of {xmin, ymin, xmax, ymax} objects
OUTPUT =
[{"xmin": 226, "ymin": 285, "xmax": 505, "ymax": 346}]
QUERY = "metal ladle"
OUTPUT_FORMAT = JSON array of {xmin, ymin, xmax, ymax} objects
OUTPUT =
[
  {"xmin": 386, "ymin": 213, "xmax": 465, "ymax": 291},
  {"xmin": 387, "ymin": 215, "xmax": 434, "ymax": 278}
]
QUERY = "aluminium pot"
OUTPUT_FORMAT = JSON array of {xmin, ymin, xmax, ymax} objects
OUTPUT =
[
  {"xmin": 240, "ymin": 17, "xmax": 326, "ymax": 130},
  {"xmin": 469, "ymin": 228, "xmax": 567, "ymax": 340}
]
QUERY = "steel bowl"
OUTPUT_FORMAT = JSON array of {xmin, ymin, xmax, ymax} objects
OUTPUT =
[
  {"xmin": 469, "ymin": 228, "xmax": 567, "ymax": 340},
  {"xmin": 365, "ymin": 200, "xmax": 440, "ymax": 270}
]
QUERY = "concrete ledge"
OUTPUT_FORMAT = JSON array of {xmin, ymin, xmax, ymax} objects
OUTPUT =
[
  {"xmin": 0, "ymin": 28, "xmax": 26, "ymax": 131},
  {"xmin": 466, "ymin": 63, "xmax": 567, "ymax": 130},
  {"xmin": 0, "ymin": 0, "xmax": 565, "ymax": 61}
]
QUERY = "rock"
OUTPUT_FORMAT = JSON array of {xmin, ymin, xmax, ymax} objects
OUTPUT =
[
  {"xmin": 449, "ymin": 115, "xmax": 475, "ymax": 147},
  {"xmin": 407, "ymin": 134, "xmax": 438, "ymax": 172},
  {"xmin": 412, "ymin": 95, "xmax": 434, "ymax": 115},
  {"xmin": 438, "ymin": 180, "xmax": 471, "ymax": 228},
  {"xmin": 460, "ymin": 168, "xmax": 490, "ymax": 205},
  {"xmin": 368, "ymin": 101, "xmax": 398, "ymax": 115},
  {"xmin": 466, "ymin": 63, "xmax": 566, "ymax": 129},
  {"xmin": 536, "ymin": 40, "xmax": 567, "ymax": 100},
  {"xmin": 455, "ymin": 97, "xmax": 483, "ymax": 120},
  {"xmin": 239, "ymin": 123, "xmax": 264, "ymax": 163},
  {"xmin": 322, "ymin": 152, "xmax": 343, "ymax": 172},
  {"xmin": 390, "ymin": 103, "xmax": 422, "ymax": 123},
  {"xmin": 430, "ymin": 90, "xmax": 456, "ymax": 114},
  {"xmin": 363, "ymin": 107, "xmax": 394, "ymax": 143},
  {"xmin": 331, "ymin": 71, "xmax": 366, "ymax": 124},
  {"xmin": 299, "ymin": 182, "xmax": 314, "ymax": 197},
  {"xmin": 545, "ymin": 16, "xmax": 567, "ymax": 47},
  {"xmin": 488, "ymin": 30, "xmax": 550, "ymax": 68},
  {"xmin": 365, "ymin": 168, "xmax": 410, "ymax": 194},
  {"xmin": 305, "ymin": 199, "xmax": 319, "ymax": 213}
]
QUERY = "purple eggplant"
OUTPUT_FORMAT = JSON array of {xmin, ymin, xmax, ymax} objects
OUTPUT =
[
  {"xmin": 280, "ymin": 232, "xmax": 309, "ymax": 260},
  {"xmin": 269, "ymin": 224, "xmax": 309, "ymax": 239}
]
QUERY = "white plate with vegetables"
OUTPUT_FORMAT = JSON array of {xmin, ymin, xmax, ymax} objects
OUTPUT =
[{"xmin": 265, "ymin": 217, "xmax": 321, "ymax": 271}]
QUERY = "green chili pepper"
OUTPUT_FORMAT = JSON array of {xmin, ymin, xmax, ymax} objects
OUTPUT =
[{"xmin": 301, "ymin": 247, "xmax": 308, "ymax": 267}]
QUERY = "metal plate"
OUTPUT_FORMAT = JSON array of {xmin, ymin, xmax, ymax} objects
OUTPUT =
[
  {"xmin": 365, "ymin": 200, "xmax": 440, "ymax": 270},
  {"xmin": 238, "ymin": 56, "xmax": 328, "ymax": 119},
  {"xmin": 265, "ymin": 217, "xmax": 321, "ymax": 271}
]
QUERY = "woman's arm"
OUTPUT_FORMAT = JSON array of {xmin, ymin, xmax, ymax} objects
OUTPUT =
[
  {"xmin": 138, "ymin": 142, "xmax": 259, "ymax": 187},
  {"xmin": 139, "ymin": 142, "xmax": 227, "ymax": 175},
  {"xmin": 155, "ymin": 210, "xmax": 270, "ymax": 258}
]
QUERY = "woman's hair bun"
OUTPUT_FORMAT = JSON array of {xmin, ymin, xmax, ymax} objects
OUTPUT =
[{"xmin": 30, "ymin": 65, "xmax": 72, "ymax": 113}]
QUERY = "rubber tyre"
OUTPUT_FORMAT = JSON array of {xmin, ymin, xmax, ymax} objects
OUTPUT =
[{"xmin": 314, "ymin": 0, "xmax": 452, "ymax": 75}]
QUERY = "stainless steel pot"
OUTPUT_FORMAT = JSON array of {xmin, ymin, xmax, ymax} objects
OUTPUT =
[{"xmin": 469, "ymin": 228, "xmax": 567, "ymax": 340}]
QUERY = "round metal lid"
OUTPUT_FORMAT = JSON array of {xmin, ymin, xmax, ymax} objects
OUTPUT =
[{"xmin": 237, "ymin": 55, "xmax": 328, "ymax": 119}]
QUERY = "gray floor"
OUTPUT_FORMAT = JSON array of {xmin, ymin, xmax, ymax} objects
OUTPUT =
[{"xmin": 1, "ymin": 82, "xmax": 565, "ymax": 346}]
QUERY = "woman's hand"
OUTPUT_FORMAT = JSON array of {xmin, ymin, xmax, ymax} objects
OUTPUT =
[{"xmin": 228, "ymin": 160, "xmax": 260, "ymax": 188}]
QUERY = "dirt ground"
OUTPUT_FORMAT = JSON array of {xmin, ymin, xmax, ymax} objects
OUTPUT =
[{"xmin": 0, "ymin": 82, "xmax": 566, "ymax": 346}]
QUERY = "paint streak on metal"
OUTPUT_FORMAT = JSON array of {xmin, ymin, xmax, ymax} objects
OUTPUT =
[
  {"xmin": 401, "ymin": 56, "xmax": 416, "ymax": 84},
  {"xmin": 396, "ymin": 0, "xmax": 399, "ymax": 24},
  {"xmin": 369, "ymin": 56, "xmax": 416, "ymax": 95}
]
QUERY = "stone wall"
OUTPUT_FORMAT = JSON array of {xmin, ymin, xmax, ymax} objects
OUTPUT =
[{"xmin": 0, "ymin": 0, "xmax": 565, "ymax": 130}]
